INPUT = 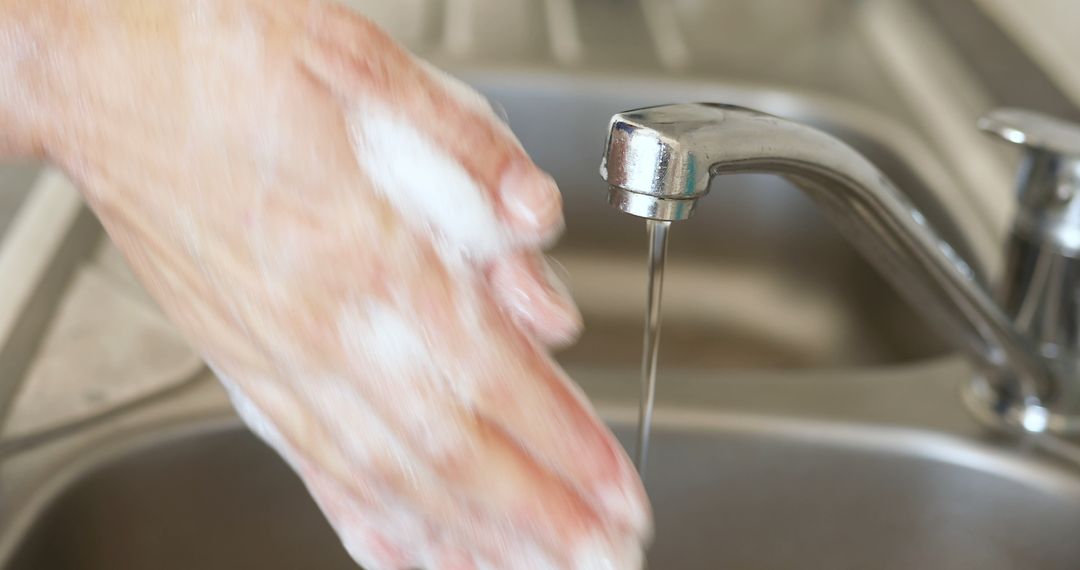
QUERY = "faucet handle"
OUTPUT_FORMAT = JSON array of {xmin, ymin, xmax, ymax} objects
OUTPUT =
[
  {"xmin": 982, "ymin": 109, "xmax": 1080, "ymax": 377},
  {"xmin": 978, "ymin": 108, "xmax": 1080, "ymax": 159},
  {"xmin": 978, "ymin": 108, "xmax": 1080, "ymax": 253}
]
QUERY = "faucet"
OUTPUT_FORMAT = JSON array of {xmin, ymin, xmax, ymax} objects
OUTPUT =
[{"xmin": 599, "ymin": 103, "xmax": 1080, "ymax": 434}]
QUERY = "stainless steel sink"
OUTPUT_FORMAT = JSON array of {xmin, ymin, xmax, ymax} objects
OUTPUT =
[
  {"xmin": 640, "ymin": 418, "xmax": 1080, "ymax": 570},
  {"xmin": 7, "ymin": 405, "xmax": 1080, "ymax": 570}
]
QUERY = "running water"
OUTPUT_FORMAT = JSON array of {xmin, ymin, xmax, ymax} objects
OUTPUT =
[{"xmin": 634, "ymin": 219, "xmax": 670, "ymax": 477}]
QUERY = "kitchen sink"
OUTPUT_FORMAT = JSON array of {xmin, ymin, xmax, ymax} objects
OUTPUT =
[{"xmin": 7, "ymin": 409, "xmax": 1080, "ymax": 570}]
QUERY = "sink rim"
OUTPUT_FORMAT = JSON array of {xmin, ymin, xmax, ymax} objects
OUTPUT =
[
  {"xmin": 601, "ymin": 404, "xmax": 1080, "ymax": 500},
  {"xmin": 6, "ymin": 359, "xmax": 1080, "ymax": 567}
]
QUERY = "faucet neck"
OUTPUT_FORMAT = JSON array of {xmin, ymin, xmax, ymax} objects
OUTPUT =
[{"xmin": 601, "ymin": 103, "xmax": 1077, "ymax": 433}]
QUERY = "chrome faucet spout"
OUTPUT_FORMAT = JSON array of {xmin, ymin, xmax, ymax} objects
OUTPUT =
[{"xmin": 600, "ymin": 103, "xmax": 1074, "ymax": 432}]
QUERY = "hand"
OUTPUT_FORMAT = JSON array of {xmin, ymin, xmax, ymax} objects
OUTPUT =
[{"xmin": 0, "ymin": 1, "xmax": 651, "ymax": 568}]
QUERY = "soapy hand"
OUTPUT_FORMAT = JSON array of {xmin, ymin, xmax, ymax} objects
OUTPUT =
[{"xmin": 0, "ymin": 0, "xmax": 650, "ymax": 567}]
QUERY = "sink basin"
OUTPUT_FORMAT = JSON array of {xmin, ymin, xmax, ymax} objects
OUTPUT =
[
  {"xmin": 7, "ymin": 413, "xmax": 1080, "ymax": 570},
  {"xmin": 466, "ymin": 74, "xmax": 968, "ymax": 370}
]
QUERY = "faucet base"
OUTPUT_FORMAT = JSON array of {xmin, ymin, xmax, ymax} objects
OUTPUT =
[{"xmin": 963, "ymin": 376, "xmax": 1080, "ymax": 435}]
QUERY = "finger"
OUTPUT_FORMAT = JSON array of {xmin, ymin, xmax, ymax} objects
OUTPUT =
[
  {"xmin": 299, "ymin": 464, "xmax": 414, "ymax": 570},
  {"xmin": 306, "ymin": 374, "xmax": 598, "ymax": 567},
  {"xmin": 435, "ymin": 409, "xmax": 639, "ymax": 569},
  {"xmin": 428, "ymin": 544, "xmax": 479, "ymax": 570},
  {"xmin": 291, "ymin": 384, "xmax": 519, "ymax": 569},
  {"xmin": 391, "ymin": 269, "xmax": 651, "ymax": 544},
  {"xmin": 496, "ymin": 158, "xmax": 565, "ymax": 243},
  {"xmin": 461, "ymin": 315, "xmax": 652, "ymax": 541},
  {"xmin": 299, "ymin": 3, "xmax": 563, "ymax": 246},
  {"xmin": 489, "ymin": 252, "xmax": 581, "ymax": 347},
  {"xmin": 325, "ymin": 402, "xmax": 596, "ymax": 569},
  {"xmin": 290, "ymin": 336, "xmax": 588, "ymax": 568},
  {"xmin": 220, "ymin": 375, "xmax": 425, "ymax": 569}
]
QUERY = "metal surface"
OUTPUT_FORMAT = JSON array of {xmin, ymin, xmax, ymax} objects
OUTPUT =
[
  {"xmin": 999, "ymin": 236, "xmax": 1080, "ymax": 360},
  {"xmin": 0, "ymin": 163, "xmax": 41, "ymax": 239},
  {"xmin": 597, "ymin": 102, "xmax": 1080, "ymax": 433},
  {"xmin": 979, "ymin": 108, "xmax": 1080, "ymax": 158},
  {"xmin": 981, "ymin": 108, "xmax": 1080, "ymax": 319},
  {"xmin": 979, "ymin": 109, "xmax": 1080, "ymax": 262},
  {"xmin": 978, "ymin": 108, "xmax": 1080, "ymax": 432},
  {"xmin": 6, "ymin": 399, "xmax": 1080, "ymax": 570}
]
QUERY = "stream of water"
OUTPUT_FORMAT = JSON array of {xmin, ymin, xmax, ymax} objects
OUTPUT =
[{"xmin": 634, "ymin": 219, "xmax": 670, "ymax": 477}]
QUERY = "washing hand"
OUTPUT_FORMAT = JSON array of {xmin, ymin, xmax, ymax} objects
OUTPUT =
[{"xmin": 0, "ymin": 0, "xmax": 650, "ymax": 567}]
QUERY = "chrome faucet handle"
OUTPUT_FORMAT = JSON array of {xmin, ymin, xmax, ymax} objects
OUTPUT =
[
  {"xmin": 979, "ymin": 109, "xmax": 1080, "ymax": 400},
  {"xmin": 979, "ymin": 108, "xmax": 1080, "ymax": 159},
  {"xmin": 979, "ymin": 109, "xmax": 1080, "ymax": 254}
]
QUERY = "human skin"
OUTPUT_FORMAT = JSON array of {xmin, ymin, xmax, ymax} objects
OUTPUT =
[{"xmin": 0, "ymin": 0, "xmax": 650, "ymax": 568}]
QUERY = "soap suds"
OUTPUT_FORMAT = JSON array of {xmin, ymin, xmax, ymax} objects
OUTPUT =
[
  {"xmin": 335, "ymin": 298, "xmax": 473, "ymax": 461},
  {"xmin": 337, "ymin": 299, "xmax": 432, "ymax": 374},
  {"xmin": 347, "ymin": 103, "xmax": 511, "ymax": 262}
]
